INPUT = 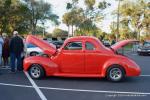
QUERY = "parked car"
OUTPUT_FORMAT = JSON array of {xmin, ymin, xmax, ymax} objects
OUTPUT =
[
  {"xmin": 49, "ymin": 41, "xmax": 64, "ymax": 49},
  {"xmin": 102, "ymin": 40, "xmax": 111, "ymax": 47},
  {"xmin": 43, "ymin": 39, "xmax": 63, "ymax": 49},
  {"xmin": 26, "ymin": 43, "xmax": 43, "ymax": 56},
  {"xmin": 137, "ymin": 41, "xmax": 150, "ymax": 56},
  {"xmin": 24, "ymin": 35, "xmax": 141, "ymax": 82}
]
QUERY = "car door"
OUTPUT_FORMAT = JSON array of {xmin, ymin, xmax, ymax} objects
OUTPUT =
[
  {"xmin": 85, "ymin": 41, "xmax": 112, "ymax": 74},
  {"xmin": 60, "ymin": 41, "xmax": 85, "ymax": 73},
  {"xmin": 84, "ymin": 41, "xmax": 101, "ymax": 74}
]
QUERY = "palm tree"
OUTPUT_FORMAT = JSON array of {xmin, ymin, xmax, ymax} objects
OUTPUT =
[{"xmin": 116, "ymin": 0, "xmax": 123, "ymax": 41}]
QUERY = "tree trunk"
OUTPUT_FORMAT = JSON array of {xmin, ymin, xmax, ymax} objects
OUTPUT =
[
  {"xmin": 72, "ymin": 24, "xmax": 74, "ymax": 36},
  {"xmin": 68, "ymin": 25, "xmax": 70, "ymax": 37},
  {"xmin": 32, "ymin": 24, "xmax": 36, "ymax": 35}
]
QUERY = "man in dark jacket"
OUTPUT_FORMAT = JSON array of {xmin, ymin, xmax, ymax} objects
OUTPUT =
[{"xmin": 9, "ymin": 31, "xmax": 24, "ymax": 72}]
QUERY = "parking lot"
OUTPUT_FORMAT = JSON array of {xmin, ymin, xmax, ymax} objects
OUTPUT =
[{"xmin": 0, "ymin": 53, "xmax": 150, "ymax": 100}]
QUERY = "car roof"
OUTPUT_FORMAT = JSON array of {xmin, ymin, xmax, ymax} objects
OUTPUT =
[
  {"xmin": 62, "ymin": 36, "xmax": 107, "ymax": 49},
  {"xmin": 66, "ymin": 36, "xmax": 100, "ymax": 42}
]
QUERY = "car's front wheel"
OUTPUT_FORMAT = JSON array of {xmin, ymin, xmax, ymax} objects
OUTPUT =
[
  {"xmin": 106, "ymin": 65, "xmax": 125, "ymax": 82},
  {"xmin": 29, "ymin": 64, "xmax": 45, "ymax": 79}
]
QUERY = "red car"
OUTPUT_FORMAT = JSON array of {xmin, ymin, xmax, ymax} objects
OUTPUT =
[{"xmin": 24, "ymin": 35, "xmax": 141, "ymax": 82}]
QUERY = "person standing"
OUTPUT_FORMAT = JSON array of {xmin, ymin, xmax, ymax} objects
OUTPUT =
[
  {"xmin": 0, "ymin": 34, "xmax": 4, "ymax": 67},
  {"xmin": 9, "ymin": 31, "xmax": 24, "ymax": 72},
  {"xmin": 111, "ymin": 39, "xmax": 116, "ymax": 45},
  {"xmin": 2, "ymin": 33, "xmax": 10, "ymax": 67}
]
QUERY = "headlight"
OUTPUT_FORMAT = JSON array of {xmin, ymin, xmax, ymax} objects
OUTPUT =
[{"xmin": 137, "ymin": 48, "xmax": 141, "ymax": 51}]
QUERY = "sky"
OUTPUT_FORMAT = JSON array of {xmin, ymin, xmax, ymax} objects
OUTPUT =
[{"xmin": 44, "ymin": 0, "xmax": 118, "ymax": 33}]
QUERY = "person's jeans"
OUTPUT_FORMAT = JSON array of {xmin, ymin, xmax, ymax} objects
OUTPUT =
[
  {"xmin": 0, "ymin": 54, "xmax": 2, "ymax": 66},
  {"xmin": 10, "ymin": 53, "xmax": 22, "ymax": 72}
]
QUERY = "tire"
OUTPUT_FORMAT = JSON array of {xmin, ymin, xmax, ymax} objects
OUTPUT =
[
  {"xmin": 29, "ymin": 64, "xmax": 45, "ymax": 79},
  {"xmin": 106, "ymin": 65, "xmax": 125, "ymax": 82},
  {"xmin": 30, "ymin": 52, "xmax": 39, "ymax": 56},
  {"xmin": 138, "ymin": 52, "xmax": 142, "ymax": 56}
]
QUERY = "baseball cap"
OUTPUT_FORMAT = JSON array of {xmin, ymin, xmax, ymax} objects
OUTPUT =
[{"xmin": 13, "ymin": 31, "xmax": 18, "ymax": 35}]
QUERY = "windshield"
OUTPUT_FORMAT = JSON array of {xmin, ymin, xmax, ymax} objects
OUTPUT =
[{"xmin": 144, "ymin": 42, "xmax": 150, "ymax": 47}]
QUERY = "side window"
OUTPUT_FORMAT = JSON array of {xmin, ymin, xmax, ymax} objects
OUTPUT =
[
  {"xmin": 85, "ymin": 42, "xmax": 95, "ymax": 50},
  {"xmin": 64, "ymin": 42, "xmax": 82, "ymax": 50}
]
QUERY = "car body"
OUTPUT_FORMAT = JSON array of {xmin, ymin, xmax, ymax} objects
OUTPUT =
[
  {"xmin": 137, "ymin": 41, "xmax": 150, "ymax": 56},
  {"xmin": 26, "ymin": 43, "xmax": 43, "ymax": 56},
  {"xmin": 24, "ymin": 35, "xmax": 141, "ymax": 82}
]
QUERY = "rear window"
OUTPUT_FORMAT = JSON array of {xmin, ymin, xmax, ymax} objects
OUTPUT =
[{"xmin": 85, "ymin": 42, "xmax": 95, "ymax": 50}]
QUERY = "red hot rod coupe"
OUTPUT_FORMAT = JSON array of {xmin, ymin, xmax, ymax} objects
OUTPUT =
[{"xmin": 24, "ymin": 35, "xmax": 141, "ymax": 82}]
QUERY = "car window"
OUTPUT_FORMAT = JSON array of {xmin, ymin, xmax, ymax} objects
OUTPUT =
[
  {"xmin": 27, "ymin": 43, "xmax": 37, "ymax": 48},
  {"xmin": 64, "ymin": 42, "xmax": 82, "ymax": 50},
  {"xmin": 85, "ymin": 42, "xmax": 95, "ymax": 50}
]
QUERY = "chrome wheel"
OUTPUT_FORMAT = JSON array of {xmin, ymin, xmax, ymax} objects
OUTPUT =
[
  {"xmin": 30, "ymin": 65, "xmax": 41, "ymax": 79},
  {"xmin": 109, "ymin": 68, "xmax": 122, "ymax": 81},
  {"xmin": 107, "ymin": 66, "xmax": 125, "ymax": 82}
]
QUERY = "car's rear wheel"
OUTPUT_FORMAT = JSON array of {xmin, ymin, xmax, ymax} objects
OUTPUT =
[
  {"xmin": 106, "ymin": 65, "xmax": 125, "ymax": 82},
  {"xmin": 29, "ymin": 64, "xmax": 45, "ymax": 79}
]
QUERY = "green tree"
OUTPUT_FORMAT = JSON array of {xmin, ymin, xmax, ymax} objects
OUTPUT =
[
  {"xmin": 63, "ymin": 8, "xmax": 84, "ymax": 36},
  {"xmin": 23, "ymin": 0, "xmax": 59, "ymax": 34},
  {"xmin": 63, "ymin": 0, "xmax": 110, "ymax": 37},
  {"xmin": 118, "ymin": 0, "xmax": 150, "ymax": 40},
  {"xmin": 52, "ymin": 28, "xmax": 68, "ymax": 38},
  {"xmin": 84, "ymin": 0, "xmax": 95, "ymax": 10},
  {"xmin": 0, "ymin": 0, "xmax": 30, "ymax": 34}
]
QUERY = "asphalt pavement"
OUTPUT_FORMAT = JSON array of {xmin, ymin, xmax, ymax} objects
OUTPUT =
[{"xmin": 0, "ymin": 53, "xmax": 150, "ymax": 100}]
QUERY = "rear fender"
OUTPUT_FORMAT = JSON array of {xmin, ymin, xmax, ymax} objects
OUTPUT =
[{"xmin": 101, "ymin": 58, "xmax": 127, "ymax": 77}]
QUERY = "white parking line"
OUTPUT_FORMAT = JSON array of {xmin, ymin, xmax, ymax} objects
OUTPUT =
[
  {"xmin": 0, "ymin": 82, "xmax": 32, "ymax": 88},
  {"xmin": 132, "ymin": 54, "xmax": 138, "ymax": 56},
  {"xmin": 0, "ymin": 82, "xmax": 150, "ymax": 95},
  {"xmin": 39, "ymin": 86, "xmax": 150, "ymax": 95},
  {"xmin": 140, "ymin": 75, "xmax": 150, "ymax": 77},
  {"xmin": 24, "ymin": 71, "xmax": 47, "ymax": 100}
]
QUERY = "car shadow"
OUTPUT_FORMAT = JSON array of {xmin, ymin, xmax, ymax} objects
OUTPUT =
[{"xmin": 38, "ymin": 76, "xmax": 145, "ymax": 83}]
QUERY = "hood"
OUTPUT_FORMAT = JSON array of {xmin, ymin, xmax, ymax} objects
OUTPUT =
[
  {"xmin": 26, "ymin": 35, "xmax": 56, "ymax": 55},
  {"xmin": 111, "ymin": 40, "xmax": 139, "ymax": 51}
]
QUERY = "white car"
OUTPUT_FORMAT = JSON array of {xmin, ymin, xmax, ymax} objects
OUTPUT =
[{"xmin": 26, "ymin": 43, "xmax": 43, "ymax": 56}]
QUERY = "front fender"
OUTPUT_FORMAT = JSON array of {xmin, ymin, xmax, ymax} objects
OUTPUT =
[{"xmin": 23, "ymin": 56, "xmax": 59, "ymax": 76}]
